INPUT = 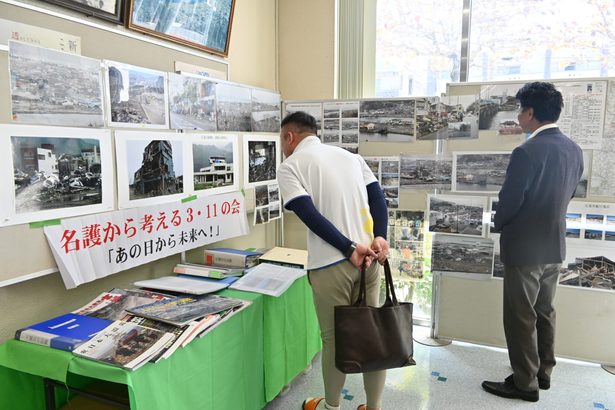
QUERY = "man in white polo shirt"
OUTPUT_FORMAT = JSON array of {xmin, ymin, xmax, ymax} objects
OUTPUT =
[{"xmin": 277, "ymin": 111, "xmax": 389, "ymax": 410}]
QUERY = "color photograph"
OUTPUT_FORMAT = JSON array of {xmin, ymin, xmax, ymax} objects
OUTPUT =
[
  {"xmin": 453, "ymin": 152, "xmax": 511, "ymax": 193},
  {"xmin": 115, "ymin": 131, "xmax": 188, "ymax": 209},
  {"xmin": 168, "ymin": 73, "xmax": 216, "ymax": 131},
  {"xmin": 0, "ymin": 125, "xmax": 113, "ymax": 226},
  {"xmin": 189, "ymin": 134, "xmax": 238, "ymax": 196},
  {"xmin": 359, "ymin": 99, "xmax": 415, "ymax": 142},
  {"xmin": 399, "ymin": 154, "xmax": 452, "ymax": 190},
  {"xmin": 105, "ymin": 61, "xmax": 169, "ymax": 128}
]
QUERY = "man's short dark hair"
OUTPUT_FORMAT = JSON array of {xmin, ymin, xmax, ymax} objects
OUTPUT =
[
  {"xmin": 281, "ymin": 111, "xmax": 318, "ymax": 134},
  {"xmin": 515, "ymin": 82, "xmax": 563, "ymax": 123}
]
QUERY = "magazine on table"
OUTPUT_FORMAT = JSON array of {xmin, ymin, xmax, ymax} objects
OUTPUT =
[
  {"xmin": 73, "ymin": 288, "xmax": 171, "ymax": 321},
  {"xmin": 126, "ymin": 294, "xmax": 245, "ymax": 327},
  {"xmin": 229, "ymin": 262, "xmax": 306, "ymax": 297},
  {"xmin": 73, "ymin": 321, "xmax": 174, "ymax": 370}
]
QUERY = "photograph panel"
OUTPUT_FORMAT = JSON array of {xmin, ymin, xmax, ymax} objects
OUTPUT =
[
  {"xmin": 0, "ymin": 125, "xmax": 113, "ymax": 226},
  {"xmin": 189, "ymin": 133, "xmax": 239, "ymax": 196},
  {"xmin": 242, "ymin": 135, "xmax": 280, "ymax": 189},
  {"xmin": 431, "ymin": 234, "xmax": 494, "ymax": 277},
  {"xmin": 216, "ymin": 82, "xmax": 251, "ymax": 132},
  {"xmin": 251, "ymin": 88, "xmax": 281, "ymax": 132},
  {"xmin": 453, "ymin": 152, "xmax": 511, "ymax": 193},
  {"xmin": 9, "ymin": 41, "xmax": 104, "ymax": 128},
  {"xmin": 168, "ymin": 73, "xmax": 216, "ymax": 131},
  {"xmin": 105, "ymin": 61, "xmax": 169, "ymax": 128}
]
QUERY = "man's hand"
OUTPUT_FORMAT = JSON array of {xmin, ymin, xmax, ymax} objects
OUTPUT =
[
  {"xmin": 349, "ymin": 242, "xmax": 377, "ymax": 268},
  {"xmin": 371, "ymin": 236, "xmax": 389, "ymax": 265}
]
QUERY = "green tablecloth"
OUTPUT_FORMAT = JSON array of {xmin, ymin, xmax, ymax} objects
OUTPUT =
[
  {"xmin": 0, "ymin": 276, "xmax": 321, "ymax": 410},
  {"xmin": 262, "ymin": 276, "xmax": 321, "ymax": 401}
]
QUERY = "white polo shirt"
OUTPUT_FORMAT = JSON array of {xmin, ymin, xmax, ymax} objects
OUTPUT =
[{"xmin": 277, "ymin": 135, "xmax": 377, "ymax": 270}]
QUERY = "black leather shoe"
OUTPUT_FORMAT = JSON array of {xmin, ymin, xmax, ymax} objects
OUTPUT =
[
  {"xmin": 538, "ymin": 377, "xmax": 550, "ymax": 390},
  {"xmin": 482, "ymin": 375, "xmax": 539, "ymax": 402}
]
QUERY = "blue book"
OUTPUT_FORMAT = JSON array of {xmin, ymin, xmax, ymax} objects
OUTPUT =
[{"xmin": 15, "ymin": 313, "xmax": 113, "ymax": 352}]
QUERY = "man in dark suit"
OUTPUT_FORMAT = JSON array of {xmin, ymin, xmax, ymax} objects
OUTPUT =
[{"xmin": 482, "ymin": 82, "xmax": 584, "ymax": 402}]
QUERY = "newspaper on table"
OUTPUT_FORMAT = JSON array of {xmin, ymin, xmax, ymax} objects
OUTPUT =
[{"xmin": 229, "ymin": 262, "xmax": 306, "ymax": 297}]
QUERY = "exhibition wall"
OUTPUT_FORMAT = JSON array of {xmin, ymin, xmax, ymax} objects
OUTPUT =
[{"xmin": 0, "ymin": 0, "xmax": 278, "ymax": 343}]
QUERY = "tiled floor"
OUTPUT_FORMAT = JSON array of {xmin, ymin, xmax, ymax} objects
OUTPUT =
[{"xmin": 265, "ymin": 327, "xmax": 615, "ymax": 410}]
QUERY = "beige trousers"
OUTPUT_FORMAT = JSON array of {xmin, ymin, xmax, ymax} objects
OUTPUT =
[{"xmin": 308, "ymin": 260, "xmax": 386, "ymax": 408}]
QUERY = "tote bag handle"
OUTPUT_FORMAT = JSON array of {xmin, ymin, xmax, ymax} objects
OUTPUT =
[{"xmin": 354, "ymin": 258, "xmax": 398, "ymax": 307}]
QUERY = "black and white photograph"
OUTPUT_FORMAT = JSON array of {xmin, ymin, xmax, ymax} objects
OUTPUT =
[
  {"xmin": 216, "ymin": 82, "xmax": 251, "ymax": 132},
  {"xmin": 383, "ymin": 186, "xmax": 399, "ymax": 209},
  {"xmin": 431, "ymin": 234, "xmax": 494, "ymax": 278},
  {"xmin": 268, "ymin": 183, "xmax": 279, "ymax": 203},
  {"xmin": 573, "ymin": 151, "xmax": 591, "ymax": 198},
  {"xmin": 479, "ymin": 83, "xmax": 525, "ymax": 133},
  {"xmin": 399, "ymin": 154, "xmax": 452, "ymax": 190},
  {"xmin": 489, "ymin": 198, "xmax": 499, "ymax": 234},
  {"xmin": 251, "ymin": 88, "xmax": 281, "ymax": 132},
  {"xmin": 253, "ymin": 205, "xmax": 269, "ymax": 225},
  {"xmin": 492, "ymin": 249, "xmax": 505, "ymax": 279},
  {"xmin": 442, "ymin": 93, "xmax": 480, "ymax": 139},
  {"xmin": 284, "ymin": 102, "xmax": 323, "ymax": 136},
  {"xmin": 269, "ymin": 201, "xmax": 281, "ymax": 220},
  {"xmin": 105, "ymin": 61, "xmax": 169, "ymax": 128},
  {"xmin": 115, "ymin": 131, "xmax": 188, "ymax": 209},
  {"xmin": 415, "ymin": 97, "xmax": 448, "ymax": 140},
  {"xmin": 9, "ymin": 41, "xmax": 104, "ymax": 128},
  {"xmin": 168, "ymin": 73, "xmax": 216, "ymax": 131},
  {"xmin": 190, "ymin": 134, "xmax": 238, "ymax": 196},
  {"xmin": 363, "ymin": 156, "xmax": 380, "ymax": 178},
  {"xmin": 0, "ymin": 125, "xmax": 113, "ymax": 227},
  {"xmin": 323, "ymin": 101, "xmax": 359, "ymax": 149},
  {"xmin": 255, "ymin": 184, "xmax": 269, "ymax": 207},
  {"xmin": 243, "ymin": 135, "xmax": 279, "ymax": 189},
  {"xmin": 341, "ymin": 146, "xmax": 359, "ymax": 154},
  {"xmin": 428, "ymin": 194, "xmax": 487, "ymax": 236},
  {"xmin": 453, "ymin": 152, "xmax": 511, "ymax": 193},
  {"xmin": 359, "ymin": 99, "xmax": 415, "ymax": 142}
]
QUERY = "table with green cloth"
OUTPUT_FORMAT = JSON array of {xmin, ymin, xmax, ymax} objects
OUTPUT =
[{"xmin": 0, "ymin": 276, "xmax": 321, "ymax": 410}]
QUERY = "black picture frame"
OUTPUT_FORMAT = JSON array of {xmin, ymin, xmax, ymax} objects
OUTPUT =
[
  {"xmin": 126, "ymin": 0, "xmax": 236, "ymax": 57},
  {"xmin": 40, "ymin": 0, "xmax": 125, "ymax": 24}
]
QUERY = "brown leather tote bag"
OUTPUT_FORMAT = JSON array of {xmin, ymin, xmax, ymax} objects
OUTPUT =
[{"xmin": 334, "ymin": 259, "xmax": 416, "ymax": 374}]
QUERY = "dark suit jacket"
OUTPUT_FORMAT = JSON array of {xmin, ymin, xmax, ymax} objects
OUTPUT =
[{"xmin": 494, "ymin": 127, "xmax": 583, "ymax": 266}]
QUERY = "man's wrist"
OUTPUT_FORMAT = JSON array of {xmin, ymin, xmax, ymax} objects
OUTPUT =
[{"xmin": 343, "ymin": 241, "xmax": 357, "ymax": 259}]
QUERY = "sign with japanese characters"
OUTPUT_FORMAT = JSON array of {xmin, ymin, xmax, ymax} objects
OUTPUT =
[{"xmin": 44, "ymin": 191, "xmax": 248, "ymax": 288}]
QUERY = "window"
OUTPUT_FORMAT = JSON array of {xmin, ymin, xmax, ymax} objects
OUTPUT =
[
  {"xmin": 375, "ymin": 0, "xmax": 464, "ymax": 97},
  {"xmin": 469, "ymin": 0, "xmax": 615, "ymax": 82},
  {"xmin": 373, "ymin": 0, "xmax": 615, "ymax": 95}
]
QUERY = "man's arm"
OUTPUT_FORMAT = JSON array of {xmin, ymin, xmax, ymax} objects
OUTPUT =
[
  {"xmin": 366, "ymin": 181, "xmax": 389, "ymax": 264},
  {"xmin": 494, "ymin": 147, "xmax": 534, "ymax": 232},
  {"xmin": 285, "ymin": 196, "xmax": 375, "ymax": 267}
]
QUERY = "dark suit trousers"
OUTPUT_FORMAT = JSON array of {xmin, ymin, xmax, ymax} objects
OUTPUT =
[{"xmin": 503, "ymin": 263, "xmax": 560, "ymax": 391}]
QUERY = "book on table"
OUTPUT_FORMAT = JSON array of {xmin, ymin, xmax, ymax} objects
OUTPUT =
[
  {"xmin": 174, "ymin": 263, "xmax": 244, "ymax": 279},
  {"xmin": 73, "ymin": 321, "xmax": 174, "ymax": 371},
  {"xmin": 126, "ymin": 294, "xmax": 245, "ymax": 327},
  {"xmin": 133, "ymin": 275, "xmax": 232, "ymax": 295},
  {"xmin": 15, "ymin": 313, "xmax": 113, "ymax": 352},
  {"xmin": 229, "ymin": 262, "xmax": 306, "ymax": 297},
  {"xmin": 203, "ymin": 248, "xmax": 263, "ymax": 269},
  {"xmin": 73, "ymin": 288, "xmax": 171, "ymax": 321}
]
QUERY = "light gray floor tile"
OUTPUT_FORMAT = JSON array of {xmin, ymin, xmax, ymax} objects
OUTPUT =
[{"xmin": 265, "ymin": 329, "xmax": 615, "ymax": 410}]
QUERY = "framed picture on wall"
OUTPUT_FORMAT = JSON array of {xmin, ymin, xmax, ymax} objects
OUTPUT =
[
  {"xmin": 40, "ymin": 0, "xmax": 125, "ymax": 23},
  {"xmin": 126, "ymin": 0, "xmax": 236, "ymax": 57}
]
